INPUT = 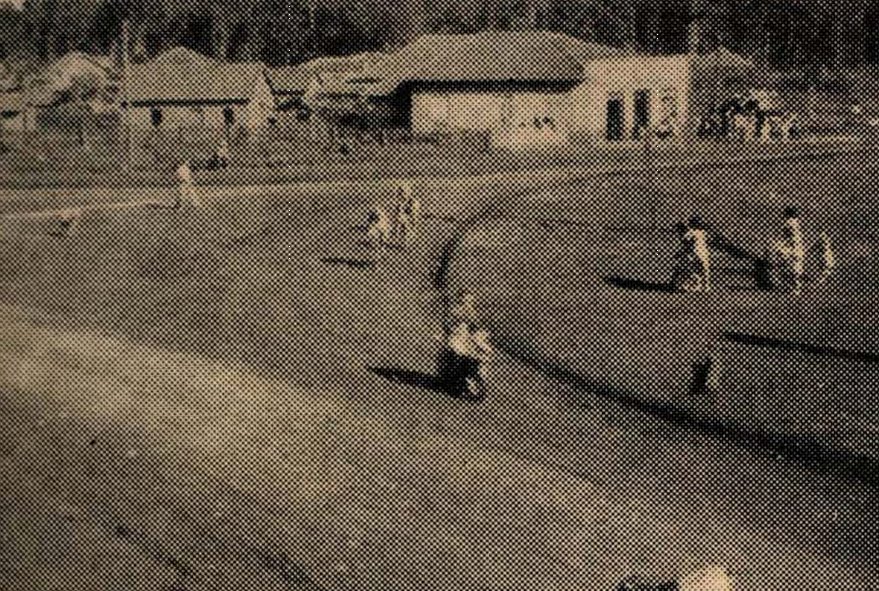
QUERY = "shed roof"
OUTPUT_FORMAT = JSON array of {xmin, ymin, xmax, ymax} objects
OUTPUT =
[{"xmin": 127, "ymin": 47, "xmax": 266, "ymax": 104}]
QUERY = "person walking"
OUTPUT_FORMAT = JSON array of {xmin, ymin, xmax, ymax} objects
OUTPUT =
[{"xmin": 365, "ymin": 204, "xmax": 391, "ymax": 253}]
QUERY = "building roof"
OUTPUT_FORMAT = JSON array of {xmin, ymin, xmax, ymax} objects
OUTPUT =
[
  {"xmin": 361, "ymin": 31, "xmax": 624, "ymax": 94},
  {"xmin": 267, "ymin": 52, "xmax": 380, "ymax": 95},
  {"xmin": 693, "ymin": 47, "xmax": 753, "ymax": 71},
  {"xmin": 127, "ymin": 47, "xmax": 266, "ymax": 105}
]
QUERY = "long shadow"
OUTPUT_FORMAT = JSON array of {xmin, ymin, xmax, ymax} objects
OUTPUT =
[
  {"xmin": 367, "ymin": 366, "xmax": 448, "ymax": 395},
  {"xmin": 603, "ymin": 275, "xmax": 676, "ymax": 293},
  {"xmin": 320, "ymin": 256, "xmax": 376, "ymax": 270},
  {"xmin": 496, "ymin": 335, "xmax": 879, "ymax": 488},
  {"xmin": 723, "ymin": 331, "xmax": 879, "ymax": 365},
  {"xmin": 706, "ymin": 225, "xmax": 773, "ymax": 290}
]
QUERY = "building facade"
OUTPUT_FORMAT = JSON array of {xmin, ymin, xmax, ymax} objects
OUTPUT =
[
  {"xmin": 126, "ymin": 48, "xmax": 274, "ymax": 132},
  {"xmin": 364, "ymin": 32, "xmax": 691, "ymax": 148}
]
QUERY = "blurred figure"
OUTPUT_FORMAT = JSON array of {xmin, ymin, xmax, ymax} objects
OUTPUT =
[
  {"xmin": 365, "ymin": 204, "xmax": 391, "ymax": 252},
  {"xmin": 439, "ymin": 319, "xmax": 493, "ymax": 400},
  {"xmin": 770, "ymin": 206, "xmax": 805, "ymax": 294},
  {"xmin": 674, "ymin": 215, "xmax": 711, "ymax": 293},
  {"xmin": 175, "ymin": 159, "xmax": 198, "ymax": 208},
  {"xmin": 818, "ymin": 231, "xmax": 836, "ymax": 285},
  {"xmin": 393, "ymin": 181, "xmax": 420, "ymax": 247},
  {"xmin": 447, "ymin": 289, "xmax": 479, "ymax": 332},
  {"xmin": 214, "ymin": 136, "xmax": 230, "ymax": 168}
]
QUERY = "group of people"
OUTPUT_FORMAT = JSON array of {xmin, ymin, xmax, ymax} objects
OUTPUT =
[
  {"xmin": 698, "ymin": 98, "xmax": 798, "ymax": 143},
  {"xmin": 364, "ymin": 181, "xmax": 422, "ymax": 252},
  {"xmin": 673, "ymin": 205, "xmax": 835, "ymax": 295}
]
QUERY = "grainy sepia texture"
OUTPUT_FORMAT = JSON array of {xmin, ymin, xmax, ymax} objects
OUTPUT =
[{"xmin": 1, "ymin": 2, "xmax": 878, "ymax": 590}]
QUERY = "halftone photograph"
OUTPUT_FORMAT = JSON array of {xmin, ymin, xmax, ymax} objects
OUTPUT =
[{"xmin": 0, "ymin": 1, "xmax": 877, "ymax": 589}]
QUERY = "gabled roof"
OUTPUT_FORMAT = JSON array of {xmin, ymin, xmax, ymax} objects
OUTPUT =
[
  {"xmin": 127, "ymin": 47, "xmax": 266, "ymax": 104},
  {"xmin": 361, "ymin": 31, "xmax": 624, "ymax": 94}
]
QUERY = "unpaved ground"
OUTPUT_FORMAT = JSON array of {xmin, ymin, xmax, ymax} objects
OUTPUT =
[{"xmin": 0, "ymin": 154, "xmax": 878, "ymax": 589}]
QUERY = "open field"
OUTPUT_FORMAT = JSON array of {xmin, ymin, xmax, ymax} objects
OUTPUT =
[{"xmin": 1, "ymin": 149, "xmax": 878, "ymax": 589}]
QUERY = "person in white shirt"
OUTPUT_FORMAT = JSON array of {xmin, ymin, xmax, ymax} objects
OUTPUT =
[{"xmin": 365, "ymin": 204, "xmax": 391, "ymax": 252}]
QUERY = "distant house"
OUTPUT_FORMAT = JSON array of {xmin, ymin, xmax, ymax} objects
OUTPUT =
[
  {"xmin": 125, "ymin": 47, "xmax": 274, "ymax": 131},
  {"xmin": 358, "ymin": 31, "xmax": 690, "ymax": 147},
  {"xmin": 25, "ymin": 51, "xmax": 118, "ymax": 112}
]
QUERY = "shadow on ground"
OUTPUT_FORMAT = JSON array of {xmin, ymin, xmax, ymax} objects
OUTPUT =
[
  {"xmin": 367, "ymin": 366, "xmax": 447, "ymax": 394},
  {"xmin": 320, "ymin": 257, "xmax": 376, "ymax": 270},
  {"xmin": 602, "ymin": 275, "xmax": 676, "ymax": 293}
]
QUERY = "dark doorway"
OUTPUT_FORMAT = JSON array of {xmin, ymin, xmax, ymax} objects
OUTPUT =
[
  {"xmin": 606, "ymin": 97, "xmax": 625, "ymax": 141},
  {"xmin": 223, "ymin": 107, "xmax": 235, "ymax": 127},
  {"xmin": 633, "ymin": 89, "xmax": 651, "ymax": 139}
]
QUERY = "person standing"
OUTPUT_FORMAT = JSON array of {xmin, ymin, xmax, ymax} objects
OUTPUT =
[
  {"xmin": 400, "ymin": 181, "xmax": 421, "ymax": 234},
  {"xmin": 365, "ymin": 204, "xmax": 391, "ymax": 253},
  {"xmin": 175, "ymin": 159, "xmax": 198, "ymax": 208},
  {"xmin": 675, "ymin": 215, "xmax": 711, "ymax": 293},
  {"xmin": 818, "ymin": 230, "xmax": 835, "ymax": 285},
  {"xmin": 776, "ymin": 206, "xmax": 805, "ymax": 294},
  {"xmin": 392, "ymin": 181, "xmax": 419, "ymax": 247},
  {"xmin": 446, "ymin": 290, "xmax": 479, "ymax": 333},
  {"xmin": 215, "ymin": 136, "xmax": 230, "ymax": 168}
]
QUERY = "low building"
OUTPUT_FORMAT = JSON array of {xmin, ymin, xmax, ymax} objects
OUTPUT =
[
  {"xmin": 125, "ymin": 47, "xmax": 274, "ymax": 131},
  {"xmin": 267, "ymin": 52, "xmax": 379, "ymax": 115},
  {"xmin": 361, "ymin": 31, "xmax": 690, "ymax": 147}
]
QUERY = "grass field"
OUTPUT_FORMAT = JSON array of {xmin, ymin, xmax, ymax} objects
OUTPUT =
[{"xmin": 1, "ymin": 149, "xmax": 878, "ymax": 589}]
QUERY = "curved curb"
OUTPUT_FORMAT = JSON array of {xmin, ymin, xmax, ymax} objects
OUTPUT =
[{"xmin": 438, "ymin": 208, "xmax": 879, "ymax": 487}]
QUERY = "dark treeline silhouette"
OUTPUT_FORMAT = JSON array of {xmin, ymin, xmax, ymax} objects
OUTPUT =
[{"xmin": 1, "ymin": 0, "xmax": 879, "ymax": 70}]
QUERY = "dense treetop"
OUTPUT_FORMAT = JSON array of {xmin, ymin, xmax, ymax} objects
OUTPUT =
[{"xmin": 0, "ymin": 0, "xmax": 874, "ymax": 70}]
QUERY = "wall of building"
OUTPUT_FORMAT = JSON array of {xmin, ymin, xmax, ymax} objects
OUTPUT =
[
  {"xmin": 409, "ymin": 55, "xmax": 690, "ymax": 146},
  {"xmin": 572, "ymin": 54, "xmax": 691, "ymax": 141},
  {"xmin": 128, "ymin": 76, "xmax": 275, "ymax": 131},
  {"xmin": 411, "ymin": 90, "xmax": 509, "ymax": 134},
  {"xmin": 411, "ymin": 88, "xmax": 571, "ymax": 147}
]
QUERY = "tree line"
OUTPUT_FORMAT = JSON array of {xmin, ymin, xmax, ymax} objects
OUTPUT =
[{"xmin": 1, "ymin": 0, "xmax": 877, "ymax": 70}]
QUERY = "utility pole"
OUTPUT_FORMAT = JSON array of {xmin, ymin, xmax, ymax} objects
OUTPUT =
[{"xmin": 121, "ymin": 19, "xmax": 132, "ymax": 171}]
